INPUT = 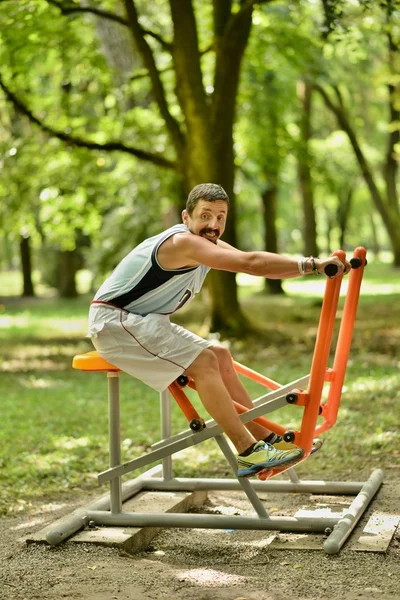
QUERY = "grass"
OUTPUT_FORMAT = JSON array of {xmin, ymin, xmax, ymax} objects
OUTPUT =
[{"xmin": 0, "ymin": 261, "xmax": 399, "ymax": 516}]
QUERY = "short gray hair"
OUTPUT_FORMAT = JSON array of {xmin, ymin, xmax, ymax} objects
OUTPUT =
[{"xmin": 186, "ymin": 183, "xmax": 229, "ymax": 215}]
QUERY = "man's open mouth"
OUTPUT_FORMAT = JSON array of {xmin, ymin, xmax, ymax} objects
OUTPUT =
[{"xmin": 201, "ymin": 230, "xmax": 219, "ymax": 242}]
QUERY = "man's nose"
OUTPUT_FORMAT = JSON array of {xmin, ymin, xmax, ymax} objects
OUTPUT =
[{"xmin": 210, "ymin": 217, "xmax": 219, "ymax": 229}]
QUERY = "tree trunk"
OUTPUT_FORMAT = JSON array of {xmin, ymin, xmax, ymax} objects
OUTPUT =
[
  {"xmin": 209, "ymin": 3, "xmax": 255, "ymax": 333},
  {"xmin": 207, "ymin": 142, "xmax": 248, "ymax": 334},
  {"xmin": 337, "ymin": 187, "xmax": 353, "ymax": 249},
  {"xmin": 19, "ymin": 234, "xmax": 35, "ymax": 297},
  {"xmin": 297, "ymin": 81, "xmax": 319, "ymax": 258},
  {"xmin": 208, "ymin": 211, "xmax": 248, "ymax": 334},
  {"xmin": 58, "ymin": 250, "xmax": 79, "ymax": 298},
  {"xmin": 169, "ymin": 0, "xmax": 255, "ymax": 335},
  {"xmin": 369, "ymin": 212, "xmax": 381, "ymax": 259},
  {"xmin": 262, "ymin": 186, "xmax": 284, "ymax": 295},
  {"xmin": 385, "ymin": 6, "xmax": 400, "ymax": 220},
  {"xmin": 2, "ymin": 234, "xmax": 15, "ymax": 270},
  {"xmin": 324, "ymin": 206, "xmax": 333, "ymax": 255}
]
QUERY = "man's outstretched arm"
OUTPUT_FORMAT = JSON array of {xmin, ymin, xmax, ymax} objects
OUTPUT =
[{"xmin": 172, "ymin": 233, "xmax": 348, "ymax": 278}]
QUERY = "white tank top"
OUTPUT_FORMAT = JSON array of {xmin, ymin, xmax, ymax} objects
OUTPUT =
[{"xmin": 93, "ymin": 224, "xmax": 210, "ymax": 316}]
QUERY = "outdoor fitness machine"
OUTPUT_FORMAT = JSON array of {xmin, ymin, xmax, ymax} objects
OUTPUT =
[{"xmin": 47, "ymin": 246, "xmax": 383, "ymax": 554}]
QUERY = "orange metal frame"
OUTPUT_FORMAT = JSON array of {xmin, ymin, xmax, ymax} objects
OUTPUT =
[{"xmin": 168, "ymin": 247, "xmax": 367, "ymax": 473}]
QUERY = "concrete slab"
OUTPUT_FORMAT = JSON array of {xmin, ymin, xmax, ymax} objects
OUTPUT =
[
  {"xmin": 350, "ymin": 513, "xmax": 400, "ymax": 552},
  {"xmin": 270, "ymin": 483, "xmax": 400, "ymax": 553},
  {"xmin": 269, "ymin": 532, "xmax": 324, "ymax": 550},
  {"xmin": 25, "ymin": 489, "xmax": 207, "ymax": 554},
  {"xmin": 270, "ymin": 497, "xmax": 351, "ymax": 551}
]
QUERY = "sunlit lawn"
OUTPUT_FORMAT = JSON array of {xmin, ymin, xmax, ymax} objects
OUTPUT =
[{"xmin": 0, "ymin": 261, "xmax": 399, "ymax": 516}]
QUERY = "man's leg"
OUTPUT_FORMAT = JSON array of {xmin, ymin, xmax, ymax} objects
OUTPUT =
[
  {"xmin": 210, "ymin": 345, "xmax": 323, "ymax": 456},
  {"xmin": 184, "ymin": 348, "xmax": 303, "ymax": 476},
  {"xmin": 210, "ymin": 345, "xmax": 271, "ymax": 440},
  {"xmin": 184, "ymin": 348, "xmax": 256, "ymax": 454}
]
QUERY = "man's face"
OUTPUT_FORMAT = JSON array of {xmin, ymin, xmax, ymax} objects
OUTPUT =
[{"xmin": 182, "ymin": 199, "xmax": 228, "ymax": 244}]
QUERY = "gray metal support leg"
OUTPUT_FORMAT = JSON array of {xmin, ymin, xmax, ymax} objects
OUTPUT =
[
  {"xmin": 215, "ymin": 434, "xmax": 269, "ymax": 518},
  {"xmin": 108, "ymin": 372, "xmax": 122, "ymax": 514},
  {"xmin": 160, "ymin": 389, "xmax": 173, "ymax": 480},
  {"xmin": 286, "ymin": 467, "xmax": 300, "ymax": 484},
  {"xmin": 323, "ymin": 468, "xmax": 384, "ymax": 554}
]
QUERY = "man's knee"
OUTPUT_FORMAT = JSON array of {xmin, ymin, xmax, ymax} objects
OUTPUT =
[
  {"xmin": 185, "ymin": 348, "xmax": 220, "ymax": 379},
  {"xmin": 210, "ymin": 344, "xmax": 233, "ymax": 371}
]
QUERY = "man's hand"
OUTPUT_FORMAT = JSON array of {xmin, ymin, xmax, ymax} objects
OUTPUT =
[{"xmin": 315, "ymin": 257, "xmax": 351, "ymax": 277}]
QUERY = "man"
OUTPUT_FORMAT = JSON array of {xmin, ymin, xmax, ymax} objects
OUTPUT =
[{"xmin": 88, "ymin": 183, "xmax": 348, "ymax": 477}]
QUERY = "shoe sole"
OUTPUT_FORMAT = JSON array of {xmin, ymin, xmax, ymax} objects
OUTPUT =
[
  {"xmin": 255, "ymin": 441, "xmax": 324, "ymax": 481},
  {"xmin": 237, "ymin": 449, "xmax": 304, "ymax": 478}
]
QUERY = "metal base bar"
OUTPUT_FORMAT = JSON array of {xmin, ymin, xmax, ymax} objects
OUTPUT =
[
  {"xmin": 45, "ymin": 465, "xmax": 161, "ymax": 546},
  {"xmin": 87, "ymin": 510, "xmax": 340, "ymax": 532},
  {"xmin": 140, "ymin": 477, "xmax": 366, "ymax": 495},
  {"xmin": 82, "ymin": 470, "xmax": 382, "ymax": 554},
  {"xmin": 46, "ymin": 466, "xmax": 383, "ymax": 554},
  {"xmin": 323, "ymin": 468, "xmax": 384, "ymax": 554}
]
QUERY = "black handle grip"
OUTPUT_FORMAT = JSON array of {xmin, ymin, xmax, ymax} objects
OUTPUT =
[
  {"xmin": 349, "ymin": 257, "xmax": 362, "ymax": 269},
  {"xmin": 324, "ymin": 263, "xmax": 338, "ymax": 277},
  {"xmin": 325, "ymin": 256, "xmax": 365, "ymax": 277}
]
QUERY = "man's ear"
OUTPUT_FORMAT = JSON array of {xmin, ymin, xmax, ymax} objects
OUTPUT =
[{"xmin": 182, "ymin": 209, "xmax": 188, "ymax": 225}]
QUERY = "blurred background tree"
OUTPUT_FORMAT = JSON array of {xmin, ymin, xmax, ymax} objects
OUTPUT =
[{"xmin": 0, "ymin": 0, "xmax": 397, "ymax": 332}]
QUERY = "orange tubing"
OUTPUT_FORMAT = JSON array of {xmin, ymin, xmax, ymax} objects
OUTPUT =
[
  {"xmin": 297, "ymin": 250, "xmax": 346, "ymax": 452},
  {"xmin": 233, "ymin": 361, "xmax": 282, "ymax": 390},
  {"xmin": 181, "ymin": 377, "xmax": 284, "ymax": 435},
  {"xmin": 168, "ymin": 381, "xmax": 203, "ymax": 423},
  {"xmin": 170, "ymin": 249, "xmax": 365, "ymax": 454},
  {"xmin": 318, "ymin": 247, "xmax": 367, "ymax": 433},
  {"xmin": 233, "ymin": 401, "xmax": 286, "ymax": 437}
]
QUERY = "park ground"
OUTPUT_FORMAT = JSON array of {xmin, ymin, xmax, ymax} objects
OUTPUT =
[
  {"xmin": 1, "ymin": 482, "xmax": 400, "ymax": 600},
  {"xmin": 0, "ymin": 265, "xmax": 399, "ymax": 599}
]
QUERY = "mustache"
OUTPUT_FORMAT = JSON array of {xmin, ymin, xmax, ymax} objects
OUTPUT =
[{"xmin": 200, "ymin": 228, "xmax": 219, "ymax": 235}]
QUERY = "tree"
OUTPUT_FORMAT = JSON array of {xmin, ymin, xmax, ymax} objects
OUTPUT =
[
  {"xmin": 0, "ymin": 0, "xmax": 277, "ymax": 334},
  {"xmin": 314, "ymin": 0, "xmax": 400, "ymax": 264},
  {"xmin": 0, "ymin": 99, "xmax": 42, "ymax": 297},
  {"xmin": 237, "ymin": 61, "xmax": 294, "ymax": 295},
  {"xmin": 236, "ymin": 5, "xmax": 323, "ymax": 292},
  {"xmin": 297, "ymin": 80, "xmax": 319, "ymax": 257}
]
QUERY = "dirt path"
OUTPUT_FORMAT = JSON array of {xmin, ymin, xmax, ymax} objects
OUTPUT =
[{"xmin": 1, "ymin": 484, "xmax": 400, "ymax": 600}]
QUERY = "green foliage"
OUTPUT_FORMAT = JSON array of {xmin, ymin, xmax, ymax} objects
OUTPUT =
[
  {"xmin": 0, "ymin": 0, "xmax": 180, "ymax": 276},
  {"xmin": 233, "ymin": 0, "xmax": 399, "ymax": 258},
  {"xmin": 0, "ymin": 0, "xmax": 398, "ymax": 298}
]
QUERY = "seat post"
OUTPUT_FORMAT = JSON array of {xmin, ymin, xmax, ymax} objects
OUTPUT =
[
  {"xmin": 108, "ymin": 371, "xmax": 122, "ymax": 513},
  {"xmin": 160, "ymin": 389, "xmax": 173, "ymax": 480}
]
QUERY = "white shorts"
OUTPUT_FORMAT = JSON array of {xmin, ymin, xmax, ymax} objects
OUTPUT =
[{"xmin": 87, "ymin": 304, "xmax": 213, "ymax": 392}]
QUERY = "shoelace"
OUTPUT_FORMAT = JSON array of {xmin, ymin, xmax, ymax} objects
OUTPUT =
[{"xmin": 255, "ymin": 442, "xmax": 278, "ymax": 458}]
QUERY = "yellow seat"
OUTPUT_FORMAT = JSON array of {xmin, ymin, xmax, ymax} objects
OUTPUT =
[{"xmin": 72, "ymin": 351, "xmax": 121, "ymax": 372}]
